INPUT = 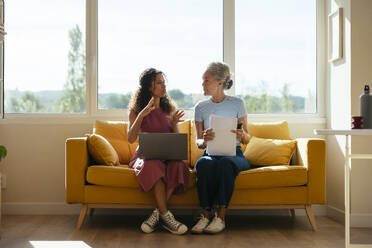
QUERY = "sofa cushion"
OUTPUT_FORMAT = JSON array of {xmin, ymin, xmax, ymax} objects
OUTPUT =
[
  {"xmin": 94, "ymin": 120, "xmax": 138, "ymax": 164},
  {"xmin": 86, "ymin": 165, "xmax": 197, "ymax": 189},
  {"xmin": 248, "ymin": 121, "xmax": 291, "ymax": 140},
  {"xmin": 190, "ymin": 120, "xmax": 205, "ymax": 167},
  {"xmin": 87, "ymin": 165, "xmax": 139, "ymax": 188},
  {"xmin": 235, "ymin": 165, "xmax": 307, "ymax": 189},
  {"xmin": 86, "ymin": 164, "xmax": 306, "ymax": 190},
  {"xmin": 244, "ymin": 136, "xmax": 297, "ymax": 166},
  {"xmin": 175, "ymin": 120, "xmax": 191, "ymax": 165},
  {"xmin": 86, "ymin": 134, "xmax": 120, "ymax": 166}
]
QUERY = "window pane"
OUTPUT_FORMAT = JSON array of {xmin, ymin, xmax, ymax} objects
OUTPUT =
[
  {"xmin": 98, "ymin": 0, "xmax": 222, "ymax": 110},
  {"xmin": 4, "ymin": 0, "xmax": 86, "ymax": 113},
  {"xmin": 236, "ymin": 0, "xmax": 317, "ymax": 113}
]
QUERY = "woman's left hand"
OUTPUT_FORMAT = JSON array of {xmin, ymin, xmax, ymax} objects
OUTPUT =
[
  {"xmin": 231, "ymin": 128, "xmax": 244, "ymax": 139},
  {"xmin": 169, "ymin": 110, "xmax": 185, "ymax": 126}
]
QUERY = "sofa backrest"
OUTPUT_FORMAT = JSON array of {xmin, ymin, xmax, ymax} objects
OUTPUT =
[{"xmin": 93, "ymin": 119, "xmax": 291, "ymax": 167}]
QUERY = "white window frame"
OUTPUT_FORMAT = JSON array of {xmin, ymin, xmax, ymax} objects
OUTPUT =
[
  {"xmin": 0, "ymin": 0, "xmax": 4, "ymax": 119},
  {"xmin": 1, "ymin": 0, "xmax": 326, "ymax": 125}
]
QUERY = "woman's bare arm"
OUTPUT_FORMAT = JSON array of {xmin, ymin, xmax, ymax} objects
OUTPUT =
[
  {"xmin": 195, "ymin": 121, "xmax": 206, "ymax": 149},
  {"xmin": 127, "ymin": 110, "xmax": 143, "ymax": 144}
]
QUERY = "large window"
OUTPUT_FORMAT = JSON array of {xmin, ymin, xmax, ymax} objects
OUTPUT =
[
  {"xmin": 236, "ymin": 0, "xmax": 317, "ymax": 113},
  {"xmin": 2, "ymin": 0, "xmax": 319, "ymax": 116},
  {"xmin": 98, "ymin": 0, "xmax": 222, "ymax": 110},
  {"xmin": 4, "ymin": 0, "xmax": 86, "ymax": 113}
]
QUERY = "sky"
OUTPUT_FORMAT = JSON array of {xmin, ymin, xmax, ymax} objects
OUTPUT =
[{"xmin": 4, "ymin": 0, "xmax": 316, "ymax": 98}]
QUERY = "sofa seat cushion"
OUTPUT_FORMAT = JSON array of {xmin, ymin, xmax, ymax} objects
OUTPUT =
[
  {"xmin": 235, "ymin": 165, "xmax": 307, "ymax": 189},
  {"xmin": 86, "ymin": 165, "xmax": 306, "ymax": 190},
  {"xmin": 86, "ymin": 165, "xmax": 197, "ymax": 189}
]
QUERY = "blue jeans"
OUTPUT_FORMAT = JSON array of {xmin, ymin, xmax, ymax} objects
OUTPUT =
[{"xmin": 194, "ymin": 146, "xmax": 251, "ymax": 210}]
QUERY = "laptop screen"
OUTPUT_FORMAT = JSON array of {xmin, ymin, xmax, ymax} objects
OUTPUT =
[{"xmin": 138, "ymin": 133, "xmax": 188, "ymax": 160}]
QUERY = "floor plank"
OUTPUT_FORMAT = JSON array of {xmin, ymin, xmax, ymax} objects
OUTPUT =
[{"xmin": 0, "ymin": 214, "xmax": 371, "ymax": 248}]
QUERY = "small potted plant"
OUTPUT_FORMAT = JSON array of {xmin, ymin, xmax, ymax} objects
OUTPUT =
[{"xmin": 0, "ymin": 145, "xmax": 6, "ymax": 161}]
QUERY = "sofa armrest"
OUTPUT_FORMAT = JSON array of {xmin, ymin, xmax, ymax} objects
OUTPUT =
[
  {"xmin": 296, "ymin": 138, "xmax": 326, "ymax": 204},
  {"xmin": 65, "ymin": 137, "xmax": 89, "ymax": 203}
]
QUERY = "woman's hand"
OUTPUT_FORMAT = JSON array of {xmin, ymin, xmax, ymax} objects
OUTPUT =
[
  {"xmin": 231, "ymin": 128, "xmax": 244, "ymax": 139},
  {"xmin": 203, "ymin": 128, "xmax": 215, "ymax": 142},
  {"xmin": 196, "ymin": 128, "xmax": 215, "ymax": 149},
  {"xmin": 231, "ymin": 128, "xmax": 251, "ymax": 144},
  {"xmin": 169, "ymin": 110, "xmax": 185, "ymax": 126},
  {"xmin": 139, "ymin": 97, "xmax": 155, "ymax": 119}
]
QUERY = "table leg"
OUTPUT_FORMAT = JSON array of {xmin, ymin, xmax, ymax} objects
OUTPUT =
[{"xmin": 345, "ymin": 135, "xmax": 351, "ymax": 248}]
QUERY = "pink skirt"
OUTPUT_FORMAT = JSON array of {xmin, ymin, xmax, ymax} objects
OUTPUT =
[{"xmin": 129, "ymin": 150, "xmax": 189, "ymax": 194}]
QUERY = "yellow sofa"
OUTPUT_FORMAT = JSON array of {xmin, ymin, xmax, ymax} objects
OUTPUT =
[{"xmin": 65, "ymin": 120, "xmax": 326, "ymax": 231}]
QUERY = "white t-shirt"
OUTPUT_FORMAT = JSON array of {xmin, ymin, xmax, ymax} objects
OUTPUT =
[{"xmin": 194, "ymin": 95, "xmax": 247, "ymax": 145}]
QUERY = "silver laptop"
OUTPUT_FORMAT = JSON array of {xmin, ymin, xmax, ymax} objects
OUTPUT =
[{"xmin": 138, "ymin": 133, "xmax": 188, "ymax": 160}]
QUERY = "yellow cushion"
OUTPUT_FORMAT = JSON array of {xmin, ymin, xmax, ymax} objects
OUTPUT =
[
  {"xmin": 86, "ymin": 165, "xmax": 197, "ymax": 189},
  {"xmin": 94, "ymin": 120, "xmax": 138, "ymax": 164},
  {"xmin": 177, "ymin": 120, "xmax": 191, "ymax": 165},
  {"xmin": 248, "ymin": 121, "xmax": 291, "ymax": 140},
  {"xmin": 235, "ymin": 165, "xmax": 307, "ymax": 189},
  {"xmin": 244, "ymin": 136, "xmax": 297, "ymax": 166},
  {"xmin": 190, "ymin": 120, "xmax": 205, "ymax": 167},
  {"xmin": 86, "ymin": 134, "xmax": 120, "ymax": 166},
  {"xmin": 86, "ymin": 164, "xmax": 306, "ymax": 190}
]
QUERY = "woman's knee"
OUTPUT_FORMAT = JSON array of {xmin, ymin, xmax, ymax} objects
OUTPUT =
[
  {"xmin": 195, "ymin": 157, "xmax": 216, "ymax": 175},
  {"xmin": 167, "ymin": 161, "xmax": 186, "ymax": 171},
  {"xmin": 217, "ymin": 158, "xmax": 234, "ymax": 171}
]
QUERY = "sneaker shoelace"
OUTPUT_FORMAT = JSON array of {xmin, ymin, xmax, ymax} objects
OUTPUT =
[
  {"xmin": 145, "ymin": 210, "xmax": 159, "ymax": 228},
  {"xmin": 196, "ymin": 215, "xmax": 209, "ymax": 226},
  {"xmin": 163, "ymin": 212, "xmax": 181, "ymax": 230}
]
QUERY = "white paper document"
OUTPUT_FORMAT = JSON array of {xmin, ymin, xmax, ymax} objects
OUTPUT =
[{"xmin": 206, "ymin": 115, "xmax": 237, "ymax": 156}]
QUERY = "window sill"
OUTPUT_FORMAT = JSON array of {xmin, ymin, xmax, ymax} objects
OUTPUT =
[{"xmin": 0, "ymin": 112, "xmax": 326, "ymax": 125}]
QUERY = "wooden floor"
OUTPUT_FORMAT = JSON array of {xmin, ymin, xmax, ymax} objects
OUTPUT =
[{"xmin": 0, "ymin": 214, "xmax": 371, "ymax": 248}]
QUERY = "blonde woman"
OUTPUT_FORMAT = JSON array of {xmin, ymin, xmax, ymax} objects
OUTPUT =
[{"xmin": 191, "ymin": 62, "xmax": 251, "ymax": 234}]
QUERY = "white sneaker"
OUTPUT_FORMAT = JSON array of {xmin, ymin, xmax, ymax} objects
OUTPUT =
[
  {"xmin": 141, "ymin": 208, "xmax": 160, "ymax": 233},
  {"xmin": 160, "ymin": 210, "xmax": 188, "ymax": 235},
  {"xmin": 204, "ymin": 215, "xmax": 225, "ymax": 234},
  {"xmin": 191, "ymin": 214, "xmax": 210, "ymax": 234}
]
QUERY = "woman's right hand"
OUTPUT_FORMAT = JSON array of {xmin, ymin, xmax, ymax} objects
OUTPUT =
[
  {"xmin": 203, "ymin": 128, "xmax": 215, "ymax": 142},
  {"xmin": 139, "ymin": 97, "xmax": 155, "ymax": 118}
]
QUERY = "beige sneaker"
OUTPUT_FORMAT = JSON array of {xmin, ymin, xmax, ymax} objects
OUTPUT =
[
  {"xmin": 160, "ymin": 210, "xmax": 188, "ymax": 235},
  {"xmin": 203, "ymin": 215, "xmax": 225, "ymax": 234},
  {"xmin": 191, "ymin": 214, "xmax": 210, "ymax": 234},
  {"xmin": 141, "ymin": 208, "xmax": 160, "ymax": 233}
]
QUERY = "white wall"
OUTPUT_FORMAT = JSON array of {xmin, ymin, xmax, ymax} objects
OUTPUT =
[
  {"xmin": 326, "ymin": 0, "xmax": 372, "ymax": 227},
  {"xmin": 0, "ymin": 121, "xmax": 93, "ymax": 214},
  {"xmin": 350, "ymin": 0, "xmax": 372, "ymax": 226}
]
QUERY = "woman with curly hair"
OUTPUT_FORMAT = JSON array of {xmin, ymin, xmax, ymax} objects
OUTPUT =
[{"xmin": 127, "ymin": 68, "xmax": 189, "ymax": 235}]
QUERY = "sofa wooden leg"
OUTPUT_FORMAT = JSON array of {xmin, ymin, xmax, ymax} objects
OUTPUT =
[
  {"xmin": 305, "ymin": 205, "xmax": 317, "ymax": 231},
  {"xmin": 290, "ymin": 209, "xmax": 296, "ymax": 218},
  {"xmin": 77, "ymin": 204, "xmax": 88, "ymax": 230}
]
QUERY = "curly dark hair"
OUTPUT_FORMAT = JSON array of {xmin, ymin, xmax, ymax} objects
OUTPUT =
[{"xmin": 128, "ymin": 68, "xmax": 176, "ymax": 115}]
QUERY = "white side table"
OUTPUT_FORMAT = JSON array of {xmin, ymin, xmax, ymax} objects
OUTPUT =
[{"xmin": 314, "ymin": 129, "xmax": 372, "ymax": 248}]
